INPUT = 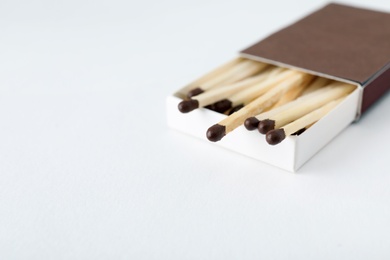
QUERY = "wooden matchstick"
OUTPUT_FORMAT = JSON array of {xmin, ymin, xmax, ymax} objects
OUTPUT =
[
  {"xmin": 224, "ymin": 68, "xmax": 287, "ymax": 114},
  {"xmin": 257, "ymin": 83, "xmax": 355, "ymax": 134},
  {"xmin": 301, "ymin": 77, "xmax": 331, "ymax": 95},
  {"xmin": 244, "ymin": 76, "xmax": 330, "ymax": 130},
  {"xmin": 244, "ymin": 97, "xmax": 304, "ymax": 130},
  {"xmin": 180, "ymin": 58, "xmax": 243, "ymax": 98},
  {"xmin": 186, "ymin": 59, "xmax": 268, "ymax": 97},
  {"xmin": 266, "ymin": 98, "xmax": 345, "ymax": 145},
  {"xmin": 206, "ymin": 71, "xmax": 314, "ymax": 142},
  {"xmin": 177, "ymin": 68, "xmax": 274, "ymax": 113},
  {"xmin": 269, "ymin": 77, "xmax": 315, "ymax": 108},
  {"xmin": 208, "ymin": 67, "xmax": 288, "ymax": 113}
]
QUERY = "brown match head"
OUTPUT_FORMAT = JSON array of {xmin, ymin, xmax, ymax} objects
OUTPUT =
[
  {"xmin": 178, "ymin": 99, "xmax": 199, "ymax": 113},
  {"xmin": 213, "ymin": 99, "xmax": 233, "ymax": 113},
  {"xmin": 266, "ymin": 129, "xmax": 286, "ymax": 145},
  {"xmin": 205, "ymin": 104, "xmax": 214, "ymax": 110},
  {"xmin": 228, "ymin": 104, "xmax": 244, "ymax": 115},
  {"xmin": 206, "ymin": 124, "xmax": 226, "ymax": 142},
  {"xmin": 187, "ymin": 87, "xmax": 204, "ymax": 98},
  {"xmin": 258, "ymin": 119, "xmax": 275, "ymax": 134},
  {"xmin": 244, "ymin": 117, "xmax": 260, "ymax": 131}
]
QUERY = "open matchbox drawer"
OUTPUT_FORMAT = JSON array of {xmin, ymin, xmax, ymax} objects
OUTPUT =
[{"xmin": 166, "ymin": 3, "xmax": 390, "ymax": 172}]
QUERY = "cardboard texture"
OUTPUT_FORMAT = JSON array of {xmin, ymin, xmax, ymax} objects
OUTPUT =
[{"xmin": 241, "ymin": 3, "xmax": 390, "ymax": 112}]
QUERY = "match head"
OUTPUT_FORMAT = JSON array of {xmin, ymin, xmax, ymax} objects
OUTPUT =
[
  {"xmin": 213, "ymin": 99, "xmax": 233, "ymax": 113},
  {"xmin": 244, "ymin": 117, "xmax": 260, "ymax": 131},
  {"xmin": 266, "ymin": 129, "xmax": 286, "ymax": 145},
  {"xmin": 187, "ymin": 87, "xmax": 204, "ymax": 98},
  {"xmin": 206, "ymin": 124, "xmax": 226, "ymax": 142},
  {"xmin": 258, "ymin": 119, "xmax": 275, "ymax": 134},
  {"xmin": 178, "ymin": 99, "xmax": 199, "ymax": 113},
  {"xmin": 228, "ymin": 104, "xmax": 244, "ymax": 115}
]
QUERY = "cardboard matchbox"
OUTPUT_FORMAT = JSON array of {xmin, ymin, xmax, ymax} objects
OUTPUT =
[{"xmin": 166, "ymin": 3, "xmax": 390, "ymax": 172}]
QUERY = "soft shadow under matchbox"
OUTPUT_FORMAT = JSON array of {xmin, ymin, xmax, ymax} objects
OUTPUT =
[{"xmin": 166, "ymin": 3, "xmax": 390, "ymax": 172}]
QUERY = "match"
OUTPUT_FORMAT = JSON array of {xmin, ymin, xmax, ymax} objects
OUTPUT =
[
  {"xmin": 186, "ymin": 59, "xmax": 268, "ymax": 98},
  {"xmin": 210, "ymin": 67, "xmax": 287, "ymax": 113},
  {"xmin": 244, "ymin": 77, "xmax": 331, "ymax": 130},
  {"xmin": 301, "ymin": 77, "xmax": 331, "ymax": 95},
  {"xmin": 273, "ymin": 76, "xmax": 331, "ymax": 108},
  {"xmin": 183, "ymin": 58, "xmax": 242, "ymax": 98},
  {"xmin": 257, "ymin": 82, "xmax": 355, "ymax": 134},
  {"xmin": 177, "ymin": 67, "xmax": 273, "ymax": 113},
  {"xmin": 206, "ymin": 71, "xmax": 314, "ymax": 142},
  {"xmin": 266, "ymin": 98, "xmax": 345, "ymax": 145}
]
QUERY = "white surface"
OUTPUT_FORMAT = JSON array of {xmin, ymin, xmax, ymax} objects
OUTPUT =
[{"xmin": 1, "ymin": 0, "xmax": 390, "ymax": 259}]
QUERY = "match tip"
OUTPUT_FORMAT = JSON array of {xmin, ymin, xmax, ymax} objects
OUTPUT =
[
  {"xmin": 213, "ymin": 99, "xmax": 233, "ymax": 113},
  {"xmin": 178, "ymin": 99, "xmax": 199, "ymax": 113},
  {"xmin": 244, "ymin": 117, "xmax": 260, "ymax": 131},
  {"xmin": 206, "ymin": 124, "xmax": 226, "ymax": 142},
  {"xmin": 187, "ymin": 87, "xmax": 204, "ymax": 98},
  {"xmin": 258, "ymin": 119, "xmax": 275, "ymax": 134},
  {"xmin": 266, "ymin": 129, "xmax": 286, "ymax": 145},
  {"xmin": 228, "ymin": 104, "xmax": 244, "ymax": 115}
]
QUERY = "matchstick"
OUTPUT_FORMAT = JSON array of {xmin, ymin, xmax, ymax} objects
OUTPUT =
[
  {"xmin": 244, "ymin": 98, "xmax": 303, "ymax": 130},
  {"xmin": 226, "ymin": 70, "xmax": 288, "ymax": 115},
  {"xmin": 257, "ymin": 83, "xmax": 355, "ymax": 134},
  {"xmin": 268, "ymin": 77, "xmax": 313, "ymax": 108},
  {"xmin": 180, "ymin": 58, "xmax": 243, "ymax": 98},
  {"xmin": 177, "ymin": 68, "xmax": 274, "ymax": 113},
  {"xmin": 208, "ymin": 67, "xmax": 288, "ymax": 113},
  {"xmin": 244, "ymin": 76, "xmax": 330, "ymax": 130},
  {"xmin": 301, "ymin": 77, "xmax": 331, "ymax": 95},
  {"xmin": 266, "ymin": 98, "xmax": 345, "ymax": 145},
  {"xmin": 186, "ymin": 59, "xmax": 268, "ymax": 98},
  {"xmin": 206, "ymin": 71, "xmax": 314, "ymax": 142}
]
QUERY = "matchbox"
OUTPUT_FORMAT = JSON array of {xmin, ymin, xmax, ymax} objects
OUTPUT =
[{"xmin": 166, "ymin": 3, "xmax": 390, "ymax": 172}]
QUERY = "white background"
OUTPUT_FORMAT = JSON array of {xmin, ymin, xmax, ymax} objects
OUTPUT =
[{"xmin": 1, "ymin": 0, "xmax": 390, "ymax": 259}]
